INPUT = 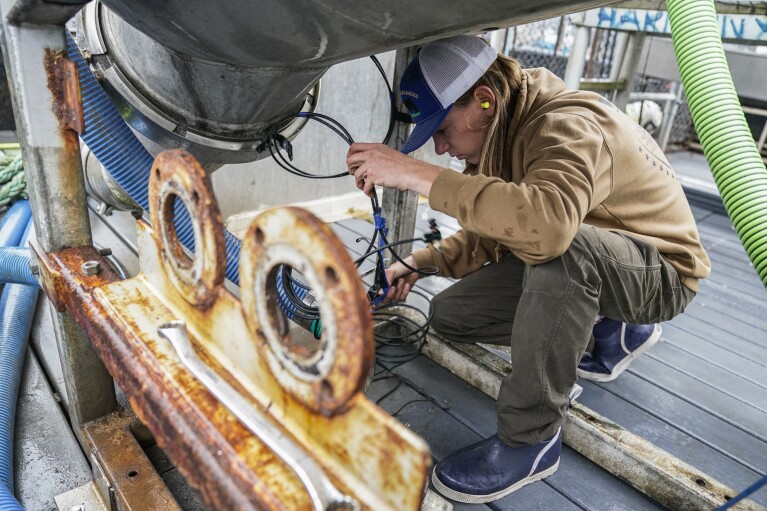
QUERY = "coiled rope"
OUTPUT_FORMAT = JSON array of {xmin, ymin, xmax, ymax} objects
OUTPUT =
[{"xmin": 0, "ymin": 153, "xmax": 26, "ymax": 210}]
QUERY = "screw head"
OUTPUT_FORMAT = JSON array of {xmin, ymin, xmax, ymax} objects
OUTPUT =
[
  {"xmin": 81, "ymin": 260, "xmax": 101, "ymax": 276},
  {"xmin": 69, "ymin": 505, "xmax": 85, "ymax": 511}
]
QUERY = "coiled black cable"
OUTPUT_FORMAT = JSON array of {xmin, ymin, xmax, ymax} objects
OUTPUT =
[{"xmin": 265, "ymin": 55, "xmax": 441, "ymax": 364}]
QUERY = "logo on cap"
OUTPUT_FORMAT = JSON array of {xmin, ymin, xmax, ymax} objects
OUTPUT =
[{"xmin": 403, "ymin": 98, "xmax": 421, "ymax": 120}]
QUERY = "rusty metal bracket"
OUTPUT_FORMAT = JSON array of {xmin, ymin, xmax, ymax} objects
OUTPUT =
[
  {"xmin": 157, "ymin": 320, "xmax": 357, "ymax": 511},
  {"xmin": 32, "ymin": 149, "xmax": 431, "ymax": 511},
  {"xmin": 82, "ymin": 412, "xmax": 181, "ymax": 511}
]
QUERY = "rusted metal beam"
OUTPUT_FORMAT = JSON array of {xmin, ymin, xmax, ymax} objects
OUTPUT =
[
  {"xmin": 32, "ymin": 149, "xmax": 431, "ymax": 511},
  {"xmin": 421, "ymin": 333, "xmax": 766, "ymax": 511},
  {"xmin": 82, "ymin": 412, "xmax": 181, "ymax": 511}
]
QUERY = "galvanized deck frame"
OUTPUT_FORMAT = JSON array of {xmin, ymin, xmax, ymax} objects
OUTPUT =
[{"xmin": 31, "ymin": 148, "xmax": 432, "ymax": 510}]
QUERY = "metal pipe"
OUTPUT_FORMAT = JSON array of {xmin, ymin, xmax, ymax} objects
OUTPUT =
[
  {"xmin": 383, "ymin": 46, "xmax": 420, "ymax": 257},
  {"xmin": 564, "ymin": 17, "xmax": 591, "ymax": 90},
  {"xmin": 613, "ymin": 32, "xmax": 646, "ymax": 112},
  {"xmin": 0, "ymin": 8, "xmax": 117, "ymax": 438},
  {"xmin": 657, "ymin": 82, "xmax": 683, "ymax": 152}
]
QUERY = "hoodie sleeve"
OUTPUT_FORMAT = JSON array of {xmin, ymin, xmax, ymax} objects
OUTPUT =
[
  {"xmin": 428, "ymin": 113, "xmax": 608, "ymax": 265},
  {"xmin": 411, "ymin": 229, "xmax": 504, "ymax": 279}
]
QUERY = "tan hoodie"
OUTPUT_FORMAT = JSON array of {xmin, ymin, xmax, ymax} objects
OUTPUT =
[{"xmin": 412, "ymin": 68, "xmax": 710, "ymax": 291}]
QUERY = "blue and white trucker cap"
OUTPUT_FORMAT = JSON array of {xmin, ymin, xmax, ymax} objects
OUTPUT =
[{"xmin": 399, "ymin": 35, "xmax": 497, "ymax": 154}]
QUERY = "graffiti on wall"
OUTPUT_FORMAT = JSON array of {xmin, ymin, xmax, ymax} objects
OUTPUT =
[{"xmin": 582, "ymin": 8, "xmax": 767, "ymax": 42}]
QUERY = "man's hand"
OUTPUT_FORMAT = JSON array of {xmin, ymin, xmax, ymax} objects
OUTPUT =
[
  {"xmin": 381, "ymin": 256, "xmax": 420, "ymax": 304},
  {"xmin": 346, "ymin": 143, "xmax": 443, "ymax": 197}
]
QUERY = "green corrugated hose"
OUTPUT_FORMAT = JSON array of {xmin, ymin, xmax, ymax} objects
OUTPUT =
[{"xmin": 666, "ymin": 0, "xmax": 767, "ymax": 288}]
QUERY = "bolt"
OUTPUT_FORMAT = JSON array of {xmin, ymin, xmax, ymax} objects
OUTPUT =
[
  {"xmin": 81, "ymin": 260, "xmax": 101, "ymax": 276},
  {"xmin": 97, "ymin": 247, "xmax": 112, "ymax": 257},
  {"xmin": 69, "ymin": 505, "xmax": 84, "ymax": 511}
]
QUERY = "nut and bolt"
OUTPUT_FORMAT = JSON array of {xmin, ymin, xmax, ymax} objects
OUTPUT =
[{"xmin": 81, "ymin": 260, "xmax": 101, "ymax": 276}]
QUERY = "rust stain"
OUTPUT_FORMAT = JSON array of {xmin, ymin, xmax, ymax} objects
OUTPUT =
[
  {"xmin": 44, "ymin": 49, "xmax": 84, "ymax": 134},
  {"xmin": 39, "ymin": 258, "xmax": 295, "ymax": 509},
  {"xmin": 88, "ymin": 309, "xmax": 292, "ymax": 510},
  {"xmin": 31, "ymin": 242, "xmax": 120, "ymax": 311}
]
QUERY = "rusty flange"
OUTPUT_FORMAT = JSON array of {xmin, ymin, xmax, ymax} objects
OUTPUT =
[
  {"xmin": 148, "ymin": 150, "xmax": 225, "ymax": 308},
  {"xmin": 240, "ymin": 206, "xmax": 374, "ymax": 416}
]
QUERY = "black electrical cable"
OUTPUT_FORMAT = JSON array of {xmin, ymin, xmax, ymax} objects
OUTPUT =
[
  {"xmin": 263, "ymin": 112, "xmax": 352, "ymax": 179},
  {"xmin": 265, "ymin": 53, "xmax": 437, "ymax": 366},
  {"xmin": 369, "ymin": 54, "xmax": 396, "ymax": 145},
  {"xmin": 372, "ymin": 289, "xmax": 432, "ymax": 365}
]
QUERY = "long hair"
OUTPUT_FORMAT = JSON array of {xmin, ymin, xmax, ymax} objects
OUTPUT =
[{"xmin": 455, "ymin": 53, "xmax": 522, "ymax": 179}]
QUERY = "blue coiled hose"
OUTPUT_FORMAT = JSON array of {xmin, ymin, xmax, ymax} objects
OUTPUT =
[
  {"xmin": 0, "ymin": 200, "xmax": 36, "ymax": 511},
  {"xmin": 0, "ymin": 248, "xmax": 38, "ymax": 287},
  {"xmin": 65, "ymin": 34, "xmax": 243, "ymax": 285},
  {"xmin": 0, "ymin": 201, "xmax": 31, "ymax": 248}
]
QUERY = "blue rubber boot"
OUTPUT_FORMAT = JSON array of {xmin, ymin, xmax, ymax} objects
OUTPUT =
[
  {"xmin": 431, "ymin": 385, "xmax": 582, "ymax": 503},
  {"xmin": 432, "ymin": 428, "xmax": 562, "ymax": 504},
  {"xmin": 577, "ymin": 318, "xmax": 662, "ymax": 382}
]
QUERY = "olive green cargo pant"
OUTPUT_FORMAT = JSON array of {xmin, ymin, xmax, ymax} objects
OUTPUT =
[{"xmin": 429, "ymin": 225, "xmax": 695, "ymax": 447}]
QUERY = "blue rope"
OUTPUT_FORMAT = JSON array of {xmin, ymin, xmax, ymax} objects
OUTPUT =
[{"xmin": 715, "ymin": 474, "xmax": 767, "ymax": 510}]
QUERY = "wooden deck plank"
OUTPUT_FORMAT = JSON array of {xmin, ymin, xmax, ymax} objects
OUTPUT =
[
  {"xmin": 694, "ymin": 278, "xmax": 767, "ymax": 322},
  {"xmin": 672, "ymin": 302, "xmax": 767, "ymax": 351},
  {"xmin": 683, "ymin": 290, "xmax": 767, "ymax": 337},
  {"xmin": 668, "ymin": 312, "xmax": 767, "ymax": 362},
  {"xmin": 599, "ymin": 370, "xmax": 767, "ymax": 472}
]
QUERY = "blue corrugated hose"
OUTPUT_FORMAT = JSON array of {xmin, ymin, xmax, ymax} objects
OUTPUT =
[
  {"xmin": 0, "ymin": 200, "xmax": 36, "ymax": 511},
  {"xmin": 0, "ymin": 200, "xmax": 31, "ymax": 247},
  {"xmin": 65, "ymin": 33, "xmax": 244, "ymax": 285},
  {"xmin": 0, "ymin": 248, "xmax": 39, "ymax": 287}
]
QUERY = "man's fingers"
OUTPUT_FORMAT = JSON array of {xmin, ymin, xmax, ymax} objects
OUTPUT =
[
  {"xmin": 362, "ymin": 177, "xmax": 376, "ymax": 197},
  {"xmin": 348, "ymin": 142, "xmax": 379, "ymax": 154},
  {"xmin": 400, "ymin": 283, "xmax": 412, "ymax": 302}
]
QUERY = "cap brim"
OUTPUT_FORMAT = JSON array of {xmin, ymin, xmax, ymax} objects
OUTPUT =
[{"xmin": 400, "ymin": 105, "xmax": 452, "ymax": 154}]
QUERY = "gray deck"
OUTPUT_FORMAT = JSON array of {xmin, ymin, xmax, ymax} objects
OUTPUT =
[{"xmin": 334, "ymin": 150, "xmax": 767, "ymax": 509}]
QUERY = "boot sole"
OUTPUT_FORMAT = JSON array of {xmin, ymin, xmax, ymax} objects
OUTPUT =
[
  {"xmin": 431, "ymin": 460, "xmax": 560, "ymax": 504},
  {"xmin": 577, "ymin": 324, "xmax": 662, "ymax": 383}
]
